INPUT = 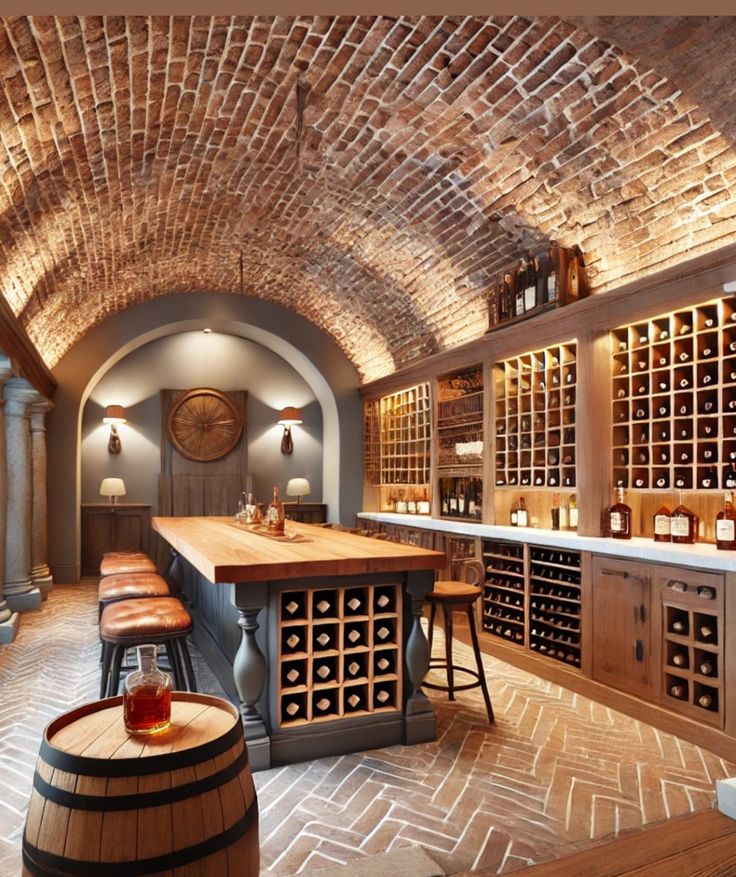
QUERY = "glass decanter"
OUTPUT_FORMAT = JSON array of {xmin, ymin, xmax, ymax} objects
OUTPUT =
[{"xmin": 123, "ymin": 644, "xmax": 172, "ymax": 735}]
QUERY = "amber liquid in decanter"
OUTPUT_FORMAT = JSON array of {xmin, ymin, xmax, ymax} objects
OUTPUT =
[{"xmin": 123, "ymin": 644, "xmax": 172, "ymax": 735}]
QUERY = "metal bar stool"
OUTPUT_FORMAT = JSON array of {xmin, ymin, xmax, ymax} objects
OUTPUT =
[
  {"xmin": 100, "ymin": 597, "xmax": 197, "ymax": 698},
  {"xmin": 424, "ymin": 559, "xmax": 494, "ymax": 723}
]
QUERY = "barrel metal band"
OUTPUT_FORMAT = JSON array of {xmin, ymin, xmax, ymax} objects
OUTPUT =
[
  {"xmin": 33, "ymin": 746, "xmax": 248, "ymax": 811},
  {"xmin": 39, "ymin": 718, "xmax": 243, "ymax": 777},
  {"xmin": 22, "ymin": 801, "xmax": 257, "ymax": 876}
]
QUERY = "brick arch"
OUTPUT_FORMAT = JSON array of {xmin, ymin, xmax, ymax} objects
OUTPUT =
[{"xmin": 2, "ymin": 16, "xmax": 736, "ymax": 382}]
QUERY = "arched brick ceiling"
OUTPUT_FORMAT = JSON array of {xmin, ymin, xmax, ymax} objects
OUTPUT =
[{"xmin": 1, "ymin": 16, "xmax": 735, "ymax": 383}]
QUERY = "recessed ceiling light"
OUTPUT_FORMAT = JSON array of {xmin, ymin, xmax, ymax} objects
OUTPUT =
[{"xmin": 203, "ymin": 328, "xmax": 212, "ymax": 334}]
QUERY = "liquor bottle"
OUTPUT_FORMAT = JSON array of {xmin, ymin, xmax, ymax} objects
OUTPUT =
[
  {"xmin": 516, "ymin": 497, "xmax": 528, "ymax": 527},
  {"xmin": 449, "ymin": 489, "xmax": 458, "ymax": 516},
  {"xmin": 652, "ymin": 504, "xmax": 671, "ymax": 542},
  {"xmin": 535, "ymin": 250, "xmax": 549, "ymax": 308},
  {"xmin": 457, "ymin": 483, "xmax": 466, "ymax": 517},
  {"xmin": 524, "ymin": 255, "xmax": 537, "ymax": 313},
  {"xmin": 670, "ymin": 492, "xmax": 698, "ymax": 544},
  {"xmin": 500, "ymin": 270, "xmax": 513, "ymax": 322},
  {"xmin": 266, "ymin": 486, "xmax": 286, "ymax": 533},
  {"xmin": 547, "ymin": 246, "xmax": 560, "ymax": 303},
  {"xmin": 567, "ymin": 494, "xmax": 578, "ymax": 530},
  {"xmin": 715, "ymin": 490, "xmax": 736, "ymax": 550},
  {"xmin": 123, "ymin": 644, "xmax": 173, "ymax": 735},
  {"xmin": 515, "ymin": 260, "xmax": 526, "ymax": 317},
  {"xmin": 441, "ymin": 483, "xmax": 449, "ymax": 516},
  {"xmin": 609, "ymin": 486, "xmax": 632, "ymax": 539},
  {"xmin": 417, "ymin": 486, "xmax": 430, "ymax": 515}
]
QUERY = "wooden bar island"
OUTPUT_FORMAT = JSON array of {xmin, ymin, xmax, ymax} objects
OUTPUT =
[{"xmin": 152, "ymin": 516, "xmax": 447, "ymax": 770}]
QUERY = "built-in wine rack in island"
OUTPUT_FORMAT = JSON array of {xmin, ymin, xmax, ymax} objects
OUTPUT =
[
  {"xmin": 436, "ymin": 364, "xmax": 483, "ymax": 521},
  {"xmin": 482, "ymin": 539, "xmax": 525, "ymax": 645},
  {"xmin": 364, "ymin": 383, "xmax": 431, "ymax": 513},
  {"xmin": 278, "ymin": 584, "xmax": 402, "ymax": 727},
  {"xmin": 611, "ymin": 295, "xmax": 736, "ymax": 493}
]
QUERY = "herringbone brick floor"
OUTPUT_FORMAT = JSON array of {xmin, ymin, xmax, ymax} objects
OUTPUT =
[{"xmin": 0, "ymin": 583, "xmax": 733, "ymax": 876}]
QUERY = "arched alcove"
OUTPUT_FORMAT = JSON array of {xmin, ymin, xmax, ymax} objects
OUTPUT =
[{"xmin": 47, "ymin": 292, "xmax": 362, "ymax": 582}]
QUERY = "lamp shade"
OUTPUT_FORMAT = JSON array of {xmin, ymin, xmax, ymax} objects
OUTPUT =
[
  {"xmin": 99, "ymin": 477, "xmax": 126, "ymax": 498},
  {"xmin": 277, "ymin": 407, "xmax": 303, "ymax": 426},
  {"xmin": 103, "ymin": 405, "xmax": 127, "ymax": 424},
  {"xmin": 286, "ymin": 478, "xmax": 311, "ymax": 498}
]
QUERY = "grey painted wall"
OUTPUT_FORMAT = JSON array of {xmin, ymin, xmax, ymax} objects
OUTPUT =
[
  {"xmin": 48, "ymin": 292, "xmax": 363, "ymax": 583},
  {"xmin": 81, "ymin": 331, "xmax": 323, "ymax": 512}
]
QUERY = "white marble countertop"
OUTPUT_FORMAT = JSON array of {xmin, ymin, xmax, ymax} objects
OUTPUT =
[{"xmin": 357, "ymin": 512, "xmax": 736, "ymax": 572}]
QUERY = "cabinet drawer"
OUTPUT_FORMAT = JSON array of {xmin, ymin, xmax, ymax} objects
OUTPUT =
[
  {"xmin": 655, "ymin": 567, "xmax": 723, "ymax": 610},
  {"xmin": 592, "ymin": 556, "xmax": 651, "ymax": 585}
]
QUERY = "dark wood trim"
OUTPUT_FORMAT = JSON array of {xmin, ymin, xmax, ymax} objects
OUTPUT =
[
  {"xmin": 0, "ymin": 295, "xmax": 56, "ymax": 398},
  {"xmin": 360, "ymin": 243, "xmax": 736, "ymax": 399}
]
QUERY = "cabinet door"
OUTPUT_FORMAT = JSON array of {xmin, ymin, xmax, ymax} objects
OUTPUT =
[
  {"xmin": 592, "ymin": 556, "xmax": 654, "ymax": 699},
  {"xmin": 114, "ymin": 507, "xmax": 151, "ymax": 554}
]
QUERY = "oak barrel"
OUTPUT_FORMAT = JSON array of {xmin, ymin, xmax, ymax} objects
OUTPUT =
[{"xmin": 22, "ymin": 692, "xmax": 258, "ymax": 876}]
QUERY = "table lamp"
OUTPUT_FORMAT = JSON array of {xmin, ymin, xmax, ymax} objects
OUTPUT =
[
  {"xmin": 286, "ymin": 477, "xmax": 311, "ymax": 503},
  {"xmin": 100, "ymin": 477, "xmax": 126, "ymax": 504}
]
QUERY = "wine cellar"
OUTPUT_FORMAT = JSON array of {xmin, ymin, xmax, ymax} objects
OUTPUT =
[{"xmin": 360, "ymin": 261, "xmax": 736, "ymax": 761}]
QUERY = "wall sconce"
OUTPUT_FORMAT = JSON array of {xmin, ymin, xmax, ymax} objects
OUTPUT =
[
  {"xmin": 99, "ymin": 477, "xmax": 126, "ymax": 504},
  {"xmin": 286, "ymin": 477, "xmax": 311, "ymax": 503},
  {"xmin": 277, "ymin": 407, "xmax": 302, "ymax": 455},
  {"xmin": 103, "ymin": 405, "xmax": 126, "ymax": 454}
]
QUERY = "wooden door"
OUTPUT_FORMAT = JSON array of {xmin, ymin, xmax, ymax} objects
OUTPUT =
[{"xmin": 592, "ymin": 556, "xmax": 654, "ymax": 700}]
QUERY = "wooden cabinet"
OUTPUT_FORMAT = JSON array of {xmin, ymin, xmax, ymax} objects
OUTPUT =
[
  {"xmin": 283, "ymin": 502, "xmax": 327, "ymax": 524},
  {"xmin": 81, "ymin": 503, "xmax": 151, "ymax": 575},
  {"xmin": 591, "ymin": 556, "xmax": 655, "ymax": 700}
]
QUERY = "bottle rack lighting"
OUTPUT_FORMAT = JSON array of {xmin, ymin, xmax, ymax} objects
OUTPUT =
[
  {"xmin": 494, "ymin": 342, "xmax": 577, "ymax": 488},
  {"xmin": 611, "ymin": 295, "xmax": 736, "ymax": 491}
]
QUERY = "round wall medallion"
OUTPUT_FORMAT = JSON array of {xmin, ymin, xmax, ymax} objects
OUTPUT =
[{"xmin": 166, "ymin": 388, "xmax": 243, "ymax": 462}]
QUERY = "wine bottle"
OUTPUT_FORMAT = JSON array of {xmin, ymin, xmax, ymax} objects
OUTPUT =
[
  {"xmin": 669, "ymin": 684, "xmax": 687, "ymax": 699},
  {"xmin": 671, "ymin": 618, "xmax": 687, "ymax": 634},
  {"xmin": 699, "ymin": 660, "xmax": 714, "ymax": 676},
  {"xmin": 715, "ymin": 490, "xmax": 736, "ymax": 550},
  {"xmin": 609, "ymin": 486, "xmax": 632, "ymax": 539},
  {"xmin": 515, "ymin": 259, "xmax": 526, "ymax": 316},
  {"xmin": 670, "ymin": 492, "xmax": 698, "ymax": 544},
  {"xmin": 510, "ymin": 499, "xmax": 518, "ymax": 526},
  {"xmin": 699, "ymin": 624, "xmax": 714, "ymax": 639},
  {"xmin": 516, "ymin": 497, "xmax": 528, "ymax": 527},
  {"xmin": 524, "ymin": 255, "xmax": 537, "ymax": 313},
  {"xmin": 500, "ymin": 270, "xmax": 514, "ymax": 321},
  {"xmin": 671, "ymin": 652, "xmax": 687, "ymax": 667},
  {"xmin": 547, "ymin": 245, "xmax": 559, "ymax": 303},
  {"xmin": 653, "ymin": 504, "xmax": 671, "ymax": 542},
  {"xmin": 567, "ymin": 494, "xmax": 578, "ymax": 530},
  {"xmin": 698, "ymin": 693, "xmax": 713, "ymax": 709}
]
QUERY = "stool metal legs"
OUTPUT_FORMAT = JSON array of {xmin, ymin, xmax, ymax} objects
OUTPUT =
[{"xmin": 466, "ymin": 605, "xmax": 494, "ymax": 722}]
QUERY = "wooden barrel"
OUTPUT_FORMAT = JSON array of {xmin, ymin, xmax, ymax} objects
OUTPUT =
[{"xmin": 22, "ymin": 692, "xmax": 259, "ymax": 876}]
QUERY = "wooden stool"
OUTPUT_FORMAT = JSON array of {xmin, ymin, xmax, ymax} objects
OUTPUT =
[
  {"xmin": 100, "ymin": 551, "xmax": 156, "ymax": 577},
  {"xmin": 100, "ymin": 597, "xmax": 197, "ymax": 698},
  {"xmin": 425, "ymin": 560, "xmax": 494, "ymax": 723}
]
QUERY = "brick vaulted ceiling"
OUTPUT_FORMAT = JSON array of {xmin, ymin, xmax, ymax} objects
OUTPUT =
[{"xmin": 1, "ymin": 17, "xmax": 736, "ymax": 383}]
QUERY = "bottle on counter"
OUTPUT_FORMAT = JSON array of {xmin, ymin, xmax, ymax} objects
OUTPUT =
[
  {"xmin": 652, "ymin": 503, "xmax": 671, "ymax": 542},
  {"xmin": 670, "ymin": 491, "xmax": 698, "ymax": 544},
  {"xmin": 567, "ymin": 494, "xmax": 578, "ymax": 530},
  {"xmin": 516, "ymin": 497, "xmax": 528, "ymax": 527},
  {"xmin": 510, "ymin": 499, "xmax": 519, "ymax": 526},
  {"xmin": 417, "ymin": 487, "xmax": 431, "ymax": 515},
  {"xmin": 715, "ymin": 490, "xmax": 736, "ymax": 550},
  {"xmin": 395, "ymin": 489, "xmax": 408, "ymax": 514},
  {"xmin": 266, "ymin": 486, "xmax": 286, "ymax": 534},
  {"xmin": 609, "ymin": 486, "xmax": 632, "ymax": 539},
  {"xmin": 123, "ymin": 644, "xmax": 172, "ymax": 735}
]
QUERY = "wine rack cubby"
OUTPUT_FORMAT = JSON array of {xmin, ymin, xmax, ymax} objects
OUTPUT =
[
  {"xmin": 660, "ymin": 569, "xmax": 724, "ymax": 728},
  {"xmin": 529, "ymin": 546, "xmax": 582, "ymax": 668},
  {"xmin": 612, "ymin": 295, "xmax": 736, "ymax": 491},
  {"xmin": 493, "ymin": 342, "xmax": 577, "ymax": 489},
  {"xmin": 482, "ymin": 539, "xmax": 526, "ymax": 645},
  {"xmin": 278, "ymin": 583, "xmax": 402, "ymax": 727}
]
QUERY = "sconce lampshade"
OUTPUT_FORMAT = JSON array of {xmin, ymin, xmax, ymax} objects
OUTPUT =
[
  {"xmin": 103, "ymin": 405, "xmax": 127, "ymax": 424},
  {"xmin": 277, "ymin": 407, "xmax": 303, "ymax": 426},
  {"xmin": 99, "ymin": 477, "xmax": 126, "ymax": 503},
  {"xmin": 286, "ymin": 478, "xmax": 311, "ymax": 502}
]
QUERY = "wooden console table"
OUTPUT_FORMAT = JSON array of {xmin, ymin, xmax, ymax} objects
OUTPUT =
[
  {"xmin": 81, "ymin": 503, "xmax": 151, "ymax": 575},
  {"xmin": 152, "ymin": 516, "xmax": 446, "ymax": 770}
]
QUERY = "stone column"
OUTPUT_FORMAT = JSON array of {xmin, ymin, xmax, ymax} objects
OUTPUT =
[
  {"xmin": 30, "ymin": 397, "xmax": 54, "ymax": 599},
  {"xmin": 4, "ymin": 378, "xmax": 41, "ymax": 612},
  {"xmin": 0, "ymin": 358, "xmax": 19, "ymax": 643}
]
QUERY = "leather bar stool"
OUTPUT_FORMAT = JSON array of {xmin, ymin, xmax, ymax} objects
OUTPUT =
[
  {"xmin": 98, "ymin": 571, "xmax": 171, "ymax": 620},
  {"xmin": 100, "ymin": 551, "xmax": 157, "ymax": 578},
  {"xmin": 99, "ymin": 597, "xmax": 197, "ymax": 698},
  {"xmin": 424, "ymin": 559, "xmax": 494, "ymax": 723}
]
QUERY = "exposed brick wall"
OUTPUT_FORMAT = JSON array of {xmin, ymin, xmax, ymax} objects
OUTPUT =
[{"xmin": 0, "ymin": 16, "xmax": 735, "ymax": 382}]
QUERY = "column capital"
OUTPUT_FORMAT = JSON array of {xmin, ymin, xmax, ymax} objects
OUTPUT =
[
  {"xmin": 3, "ymin": 377, "xmax": 42, "ymax": 415},
  {"xmin": 30, "ymin": 397, "xmax": 54, "ymax": 432},
  {"xmin": 0, "ymin": 354, "xmax": 13, "ymax": 388}
]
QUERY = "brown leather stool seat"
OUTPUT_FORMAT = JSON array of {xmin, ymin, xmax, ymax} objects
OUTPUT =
[
  {"xmin": 425, "ymin": 560, "xmax": 494, "ymax": 723},
  {"xmin": 99, "ymin": 597, "xmax": 197, "ymax": 698},
  {"xmin": 98, "ymin": 572, "xmax": 170, "ymax": 605},
  {"xmin": 100, "ymin": 551, "xmax": 156, "ymax": 577}
]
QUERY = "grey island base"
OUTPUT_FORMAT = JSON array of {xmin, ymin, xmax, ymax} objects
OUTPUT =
[{"xmin": 153, "ymin": 516, "xmax": 447, "ymax": 770}]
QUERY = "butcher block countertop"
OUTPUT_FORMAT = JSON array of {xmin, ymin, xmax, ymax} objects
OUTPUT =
[{"xmin": 152, "ymin": 516, "xmax": 446, "ymax": 583}]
